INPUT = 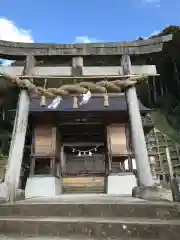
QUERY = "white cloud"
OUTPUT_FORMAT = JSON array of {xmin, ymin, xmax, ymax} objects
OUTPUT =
[
  {"xmin": 0, "ymin": 18, "xmax": 33, "ymax": 65},
  {"xmin": 144, "ymin": 0, "xmax": 160, "ymax": 2},
  {"xmin": 74, "ymin": 36, "xmax": 98, "ymax": 43},
  {"xmin": 0, "ymin": 18, "xmax": 33, "ymax": 43},
  {"xmin": 143, "ymin": 0, "xmax": 160, "ymax": 3},
  {"xmin": 136, "ymin": 29, "xmax": 160, "ymax": 40},
  {"xmin": 142, "ymin": 0, "xmax": 161, "ymax": 7},
  {"xmin": 150, "ymin": 30, "xmax": 160, "ymax": 36}
]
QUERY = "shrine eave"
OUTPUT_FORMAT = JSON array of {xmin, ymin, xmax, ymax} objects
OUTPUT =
[{"xmin": 29, "ymin": 95, "xmax": 150, "ymax": 113}]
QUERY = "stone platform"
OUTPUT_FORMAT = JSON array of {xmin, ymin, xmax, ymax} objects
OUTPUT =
[
  {"xmin": 0, "ymin": 194, "xmax": 179, "ymax": 239},
  {"xmin": 0, "ymin": 237, "xmax": 165, "ymax": 240}
]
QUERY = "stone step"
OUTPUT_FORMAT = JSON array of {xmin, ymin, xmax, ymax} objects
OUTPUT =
[
  {"xmin": 0, "ymin": 202, "xmax": 179, "ymax": 220},
  {"xmin": 63, "ymin": 184, "xmax": 104, "ymax": 188},
  {"xmin": 64, "ymin": 190, "xmax": 105, "ymax": 194},
  {"xmin": 62, "ymin": 176, "xmax": 105, "ymax": 186},
  {"xmin": 0, "ymin": 217, "xmax": 179, "ymax": 239},
  {"xmin": 63, "ymin": 178, "xmax": 104, "ymax": 184},
  {"xmin": 63, "ymin": 186, "xmax": 105, "ymax": 193},
  {"xmin": 0, "ymin": 236, "xmax": 160, "ymax": 240},
  {"xmin": 62, "ymin": 177, "xmax": 105, "ymax": 193}
]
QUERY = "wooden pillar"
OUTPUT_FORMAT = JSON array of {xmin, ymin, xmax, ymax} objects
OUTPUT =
[
  {"xmin": 121, "ymin": 55, "xmax": 154, "ymax": 186},
  {"xmin": 60, "ymin": 145, "xmax": 65, "ymax": 174},
  {"xmin": 71, "ymin": 56, "xmax": 83, "ymax": 108},
  {"xmin": 72, "ymin": 56, "xmax": 83, "ymax": 76},
  {"xmin": 5, "ymin": 54, "xmax": 35, "ymax": 201},
  {"xmin": 128, "ymin": 158, "xmax": 133, "ymax": 172}
]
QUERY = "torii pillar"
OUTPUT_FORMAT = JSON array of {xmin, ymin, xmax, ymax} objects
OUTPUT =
[
  {"xmin": 121, "ymin": 55, "xmax": 154, "ymax": 187},
  {"xmin": 5, "ymin": 54, "xmax": 35, "ymax": 201}
]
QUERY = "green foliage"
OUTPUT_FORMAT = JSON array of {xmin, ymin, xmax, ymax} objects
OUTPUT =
[
  {"xmin": 0, "ymin": 62, "xmax": 18, "ymax": 156},
  {"xmin": 138, "ymin": 25, "xmax": 180, "ymax": 142}
]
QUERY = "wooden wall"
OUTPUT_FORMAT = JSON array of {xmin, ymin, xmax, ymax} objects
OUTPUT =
[
  {"xmin": 31, "ymin": 124, "xmax": 61, "ymax": 176},
  {"xmin": 31, "ymin": 122, "xmax": 131, "ymax": 176},
  {"xmin": 32, "ymin": 124, "xmax": 61, "ymax": 158},
  {"xmin": 107, "ymin": 124, "xmax": 130, "ymax": 156}
]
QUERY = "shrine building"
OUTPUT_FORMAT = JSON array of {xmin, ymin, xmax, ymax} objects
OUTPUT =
[{"xmin": 0, "ymin": 35, "xmax": 172, "ymax": 200}]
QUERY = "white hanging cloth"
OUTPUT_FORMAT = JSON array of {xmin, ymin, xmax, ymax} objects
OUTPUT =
[
  {"xmin": 79, "ymin": 90, "xmax": 91, "ymax": 105},
  {"xmin": 48, "ymin": 96, "xmax": 62, "ymax": 109}
]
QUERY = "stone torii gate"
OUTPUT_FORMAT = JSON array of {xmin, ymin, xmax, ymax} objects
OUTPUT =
[{"xmin": 0, "ymin": 34, "xmax": 172, "ymax": 201}]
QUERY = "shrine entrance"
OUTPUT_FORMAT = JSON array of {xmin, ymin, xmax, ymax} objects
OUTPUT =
[{"xmin": 59, "ymin": 115, "xmax": 107, "ymax": 193}]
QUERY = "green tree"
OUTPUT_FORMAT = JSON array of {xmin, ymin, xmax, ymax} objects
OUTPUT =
[
  {"xmin": 137, "ymin": 25, "xmax": 180, "ymax": 142},
  {"xmin": 0, "ymin": 61, "xmax": 18, "ymax": 157}
]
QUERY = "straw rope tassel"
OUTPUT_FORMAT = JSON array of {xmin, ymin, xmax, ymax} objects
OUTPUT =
[
  {"xmin": 40, "ymin": 95, "xmax": 46, "ymax": 107},
  {"xmin": 104, "ymin": 79, "xmax": 109, "ymax": 107},
  {"xmin": 40, "ymin": 78, "xmax": 47, "ymax": 107},
  {"xmin": 73, "ymin": 78, "xmax": 78, "ymax": 109},
  {"xmin": 104, "ymin": 91, "xmax": 109, "ymax": 107},
  {"xmin": 73, "ymin": 96, "xmax": 78, "ymax": 108}
]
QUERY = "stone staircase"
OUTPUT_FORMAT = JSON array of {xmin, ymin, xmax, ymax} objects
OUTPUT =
[
  {"xmin": 0, "ymin": 194, "xmax": 180, "ymax": 239},
  {"xmin": 63, "ymin": 176, "xmax": 105, "ymax": 193}
]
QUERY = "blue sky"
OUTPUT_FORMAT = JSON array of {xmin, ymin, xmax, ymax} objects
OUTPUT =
[{"xmin": 0, "ymin": 0, "xmax": 179, "ymax": 43}]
